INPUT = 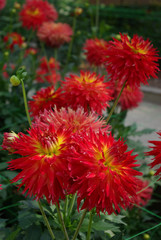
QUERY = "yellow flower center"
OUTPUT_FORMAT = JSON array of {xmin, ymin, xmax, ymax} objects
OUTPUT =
[
  {"xmin": 94, "ymin": 145, "xmax": 121, "ymax": 173},
  {"xmin": 127, "ymin": 42, "xmax": 148, "ymax": 55},
  {"xmin": 35, "ymin": 135, "xmax": 66, "ymax": 157},
  {"xmin": 26, "ymin": 8, "xmax": 40, "ymax": 17}
]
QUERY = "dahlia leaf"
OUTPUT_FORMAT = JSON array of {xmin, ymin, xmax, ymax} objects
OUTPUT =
[{"xmin": 92, "ymin": 221, "xmax": 120, "ymax": 232}]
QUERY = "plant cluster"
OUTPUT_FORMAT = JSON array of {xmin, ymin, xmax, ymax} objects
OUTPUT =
[{"xmin": 0, "ymin": 0, "xmax": 161, "ymax": 240}]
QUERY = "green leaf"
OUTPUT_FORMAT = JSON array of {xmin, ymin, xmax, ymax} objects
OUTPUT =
[
  {"xmin": 25, "ymin": 225, "xmax": 42, "ymax": 240},
  {"xmin": 18, "ymin": 210, "xmax": 38, "ymax": 229},
  {"xmin": 104, "ymin": 214, "xmax": 126, "ymax": 226},
  {"xmin": 6, "ymin": 227, "xmax": 21, "ymax": 240},
  {"xmin": 92, "ymin": 221, "xmax": 120, "ymax": 232}
]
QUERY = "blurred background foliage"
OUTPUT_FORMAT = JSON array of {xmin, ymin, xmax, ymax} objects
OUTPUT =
[{"xmin": 0, "ymin": 0, "xmax": 161, "ymax": 239}]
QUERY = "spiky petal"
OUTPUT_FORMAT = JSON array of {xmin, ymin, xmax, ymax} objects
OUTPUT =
[
  {"xmin": 3, "ymin": 32, "xmax": 24, "ymax": 50},
  {"xmin": 69, "ymin": 130, "xmax": 142, "ymax": 215},
  {"xmin": 37, "ymin": 22, "xmax": 73, "ymax": 48},
  {"xmin": 35, "ymin": 107, "xmax": 110, "ymax": 134},
  {"xmin": 84, "ymin": 38, "xmax": 108, "ymax": 66},
  {"xmin": 62, "ymin": 71, "xmax": 113, "ymax": 114},
  {"xmin": 8, "ymin": 124, "xmax": 71, "ymax": 203},
  {"xmin": 36, "ymin": 57, "xmax": 61, "ymax": 84},
  {"xmin": 104, "ymin": 33, "xmax": 159, "ymax": 88},
  {"xmin": 129, "ymin": 178, "xmax": 153, "ymax": 208},
  {"xmin": 19, "ymin": 0, "xmax": 58, "ymax": 30},
  {"xmin": 29, "ymin": 86, "xmax": 65, "ymax": 117},
  {"xmin": 146, "ymin": 131, "xmax": 161, "ymax": 179},
  {"xmin": 112, "ymin": 83, "xmax": 143, "ymax": 110},
  {"xmin": 2, "ymin": 132, "xmax": 19, "ymax": 153}
]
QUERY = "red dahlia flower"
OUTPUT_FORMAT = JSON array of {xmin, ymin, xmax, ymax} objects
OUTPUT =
[
  {"xmin": 8, "ymin": 124, "xmax": 71, "ymax": 203},
  {"xmin": 19, "ymin": 0, "xmax": 58, "ymax": 30},
  {"xmin": 84, "ymin": 38, "xmax": 108, "ymax": 66},
  {"xmin": 37, "ymin": 22, "xmax": 73, "ymax": 48},
  {"xmin": 146, "ymin": 131, "xmax": 161, "ymax": 179},
  {"xmin": 113, "ymin": 83, "xmax": 143, "ymax": 110},
  {"xmin": 69, "ymin": 130, "xmax": 142, "ymax": 214},
  {"xmin": 3, "ymin": 32, "xmax": 24, "ymax": 50},
  {"xmin": 104, "ymin": 33, "xmax": 159, "ymax": 88},
  {"xmin": 25, "ymin": 47, "xmax": 38, "ymax": 56},
  {"xmin": 2, "ymin": 131, "xmax": 19, "ymax": 153},
  {"xmin": 0, "ymin": 0, "xmax": 6, "ymax": 10},
  {"xmin": 3, "ymin": 63, "xmax": 15, "ymax": 78},
  {"xmin": 129, "ymin": 178, "xmax": 152, "ymax": 208},
  {"xmin": 62, "ymin": 71, "xmax": 113, "ymax": 114},
  {"xmin": 36, "ymin": 107, "xmax": 110, "ymax": 134},
  {"xmin": 29, "ymin": 86, "xmax": 64, "ymax": 117},
  {"xmin": 36, "ymin": 57, "xmax": 61, "ymax": 84}
]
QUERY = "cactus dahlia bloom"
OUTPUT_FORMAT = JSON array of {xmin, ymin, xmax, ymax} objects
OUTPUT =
[
  {"xmin": 0, "ymin": 0, "xmax": 6, "ymax": 10},
  {"xmin": 29, "ymin": 86, "xmax": 64, "ymax": 117},
  {"xmin": 19, "ymin": 0, "xmax": 58, "ymax": 30},
  {"xmin": 84, "ymin": 38, "xmax": 108, "ymax": 66},
  {"xmin": 104, "ymin": 33, "xmax": 159, "ymax": 88},
  {"xmin": 69, "ymin": 130, "xmax": 142, "ymax": 215},
  {"xmin": 36, "ymin": 107, "xmax": 110, "ymax": 134},
  {"xmin": 2, "ymin": 132, "xmax": 19, "ymax": 153},
  {"xmin": 36, "ymin": 57, "xmax": 61, "ymax": 84},
  {"xmin": 146, "ymin": 131, "xmax": 161, "ymax": 179},
  {"xmin": 8, "ymin": 124, "xmax": 71, "ymax": 203},
  {"xmin": 113, "ymin": 83, "xmax": 143, "ymax": 111},
  {"xmin": 62, "ymin": 71, "xmax": 113, "ymax": 114},
  {"xmin": 3, "ymin": 33, "xmax": 24, "ymax": 50},
  {"xmin": 37, "ymin": 22, "xmax": 73, "ymax": 48},
  {"xmin": 129, "ymin": 179, "xmax": 153, "ymax": 208}
]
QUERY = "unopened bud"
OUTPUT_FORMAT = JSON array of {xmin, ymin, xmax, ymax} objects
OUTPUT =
[
  {"xmin": 149, "ymin": 170, "xmax": 155, "ymax": 176},
  {"xmin": 2, "ymin": 131, "xmax": 19, "ymax": 153},
  {"xmin": 22, "ymin": 43, "xmax": 27, "ymax": 49},
  {"xmin": 143, "ymin": 233, "xmax": 150, "ymax": 240},
  {"xmin": 14, "ymin": 2, "xmax": 21, "ymax": 9},
  {"xmin": 10, "ymin": 75, "xmax": 20, "ymax": 86},
  {"xmin": 11, "ymin": 8, "xmax": 16, "ymax": 14},
  {"xmin": 4, "ymin": 51, "xmax": 9, "ymax": 57},
  {"xmin": 74, "ymin": 7, "xmax": 83, "ymax": 16}
]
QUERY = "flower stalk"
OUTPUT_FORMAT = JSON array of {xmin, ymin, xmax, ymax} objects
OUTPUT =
[
  {"xmin": 56, "ymin": 203, "xmax": 69, "ymax": 240},
  {"xmin": 38, "ymin": 200, "xmax": 55, "ymax": 240},
  {"xmin": 106, "ymin": 80, "xmax": 127, "ymax": 123},
  {"xmin": 72, "ymin": 209, "xmax": 87, "ymax": 240},
  {"xmin": 86, "ymin": 211, "xmax": 93, "ymax": 240}
]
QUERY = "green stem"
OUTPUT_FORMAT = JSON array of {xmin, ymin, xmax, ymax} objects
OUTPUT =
[
  {"xmin": 40, "ymin": 41, "xmax": 52, "ymax": 75},
  {"xmin": 72, "ymin": 209, "xmax": 87, "ymax": 240},
  {"xmin": 21, "ymin": 78, "xmax": 55, "ymax": 240},
  {"xmin": 68, "ymin": 193, "xmax": 77, "ymax": 216},
  {"xmin": 21, "ymin": 79, "xmax": 32, "ymax": 127},
  {"xmin": 106, "ymin": 80, "xmax": 127, "ymax": 123},
  {"xmin": 38, "ymin": 200, "xmax": 55, "ymax": 240},
  {"xmin": 95, "ymin": 0, "xmax": 100, "ymax": 35},
  {"xmin": 66, "ymin": 16, "xmax": 77, "ymax": 65},
  {"xmin": 86, "ymin": 211, "xmax": 93, "ymax": 240},
  {"xmin": 125, "ymin": 222, "xmax": 161, "ymax": 240},
  {"xmin": 56, "ymin": 203, "xmax": 69, "ymax": 240},
  {"xmin": 64, "ymin": 195, "xmax": 69, "ymax": 222},
  {"xmin": 136, "ymin": 176, "xmax": 160, "ymax": 195},
  {"xmin": 134, "ymin": 204, "xmax": 161, "ymax": 220}
]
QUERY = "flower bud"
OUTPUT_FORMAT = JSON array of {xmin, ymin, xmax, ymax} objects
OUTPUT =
[
  {"xmin": 10, "ymin": 75, "xmax": 21, "ymax": 86},
  {"xmin": 2, "ymin": 132, "xmax": 19, "ymax": 153},
  {"xmin": 4, "ymin": 51, "xmax": 9, "ymax": 57},
  {"xmin": 22, "ymin": 42, "xmax": 27, "ymax": 49},
  {"xmin": 74, "ymin": 7, "xmax": 83, "ymax": 16},
  {"xmin": 143, "ymin": 233, "xmax": 150, "ymax": 240},
  {"xmin": 14, "ymin": 2, "xmax": 21, "ymax": 9},
  {"xmin": 11, "ymin": 8, "xmax": 16, "ymax": 14},
  {"xmin": 149, "ymin": 170, "xmax": 155, "ymax": 176}
]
